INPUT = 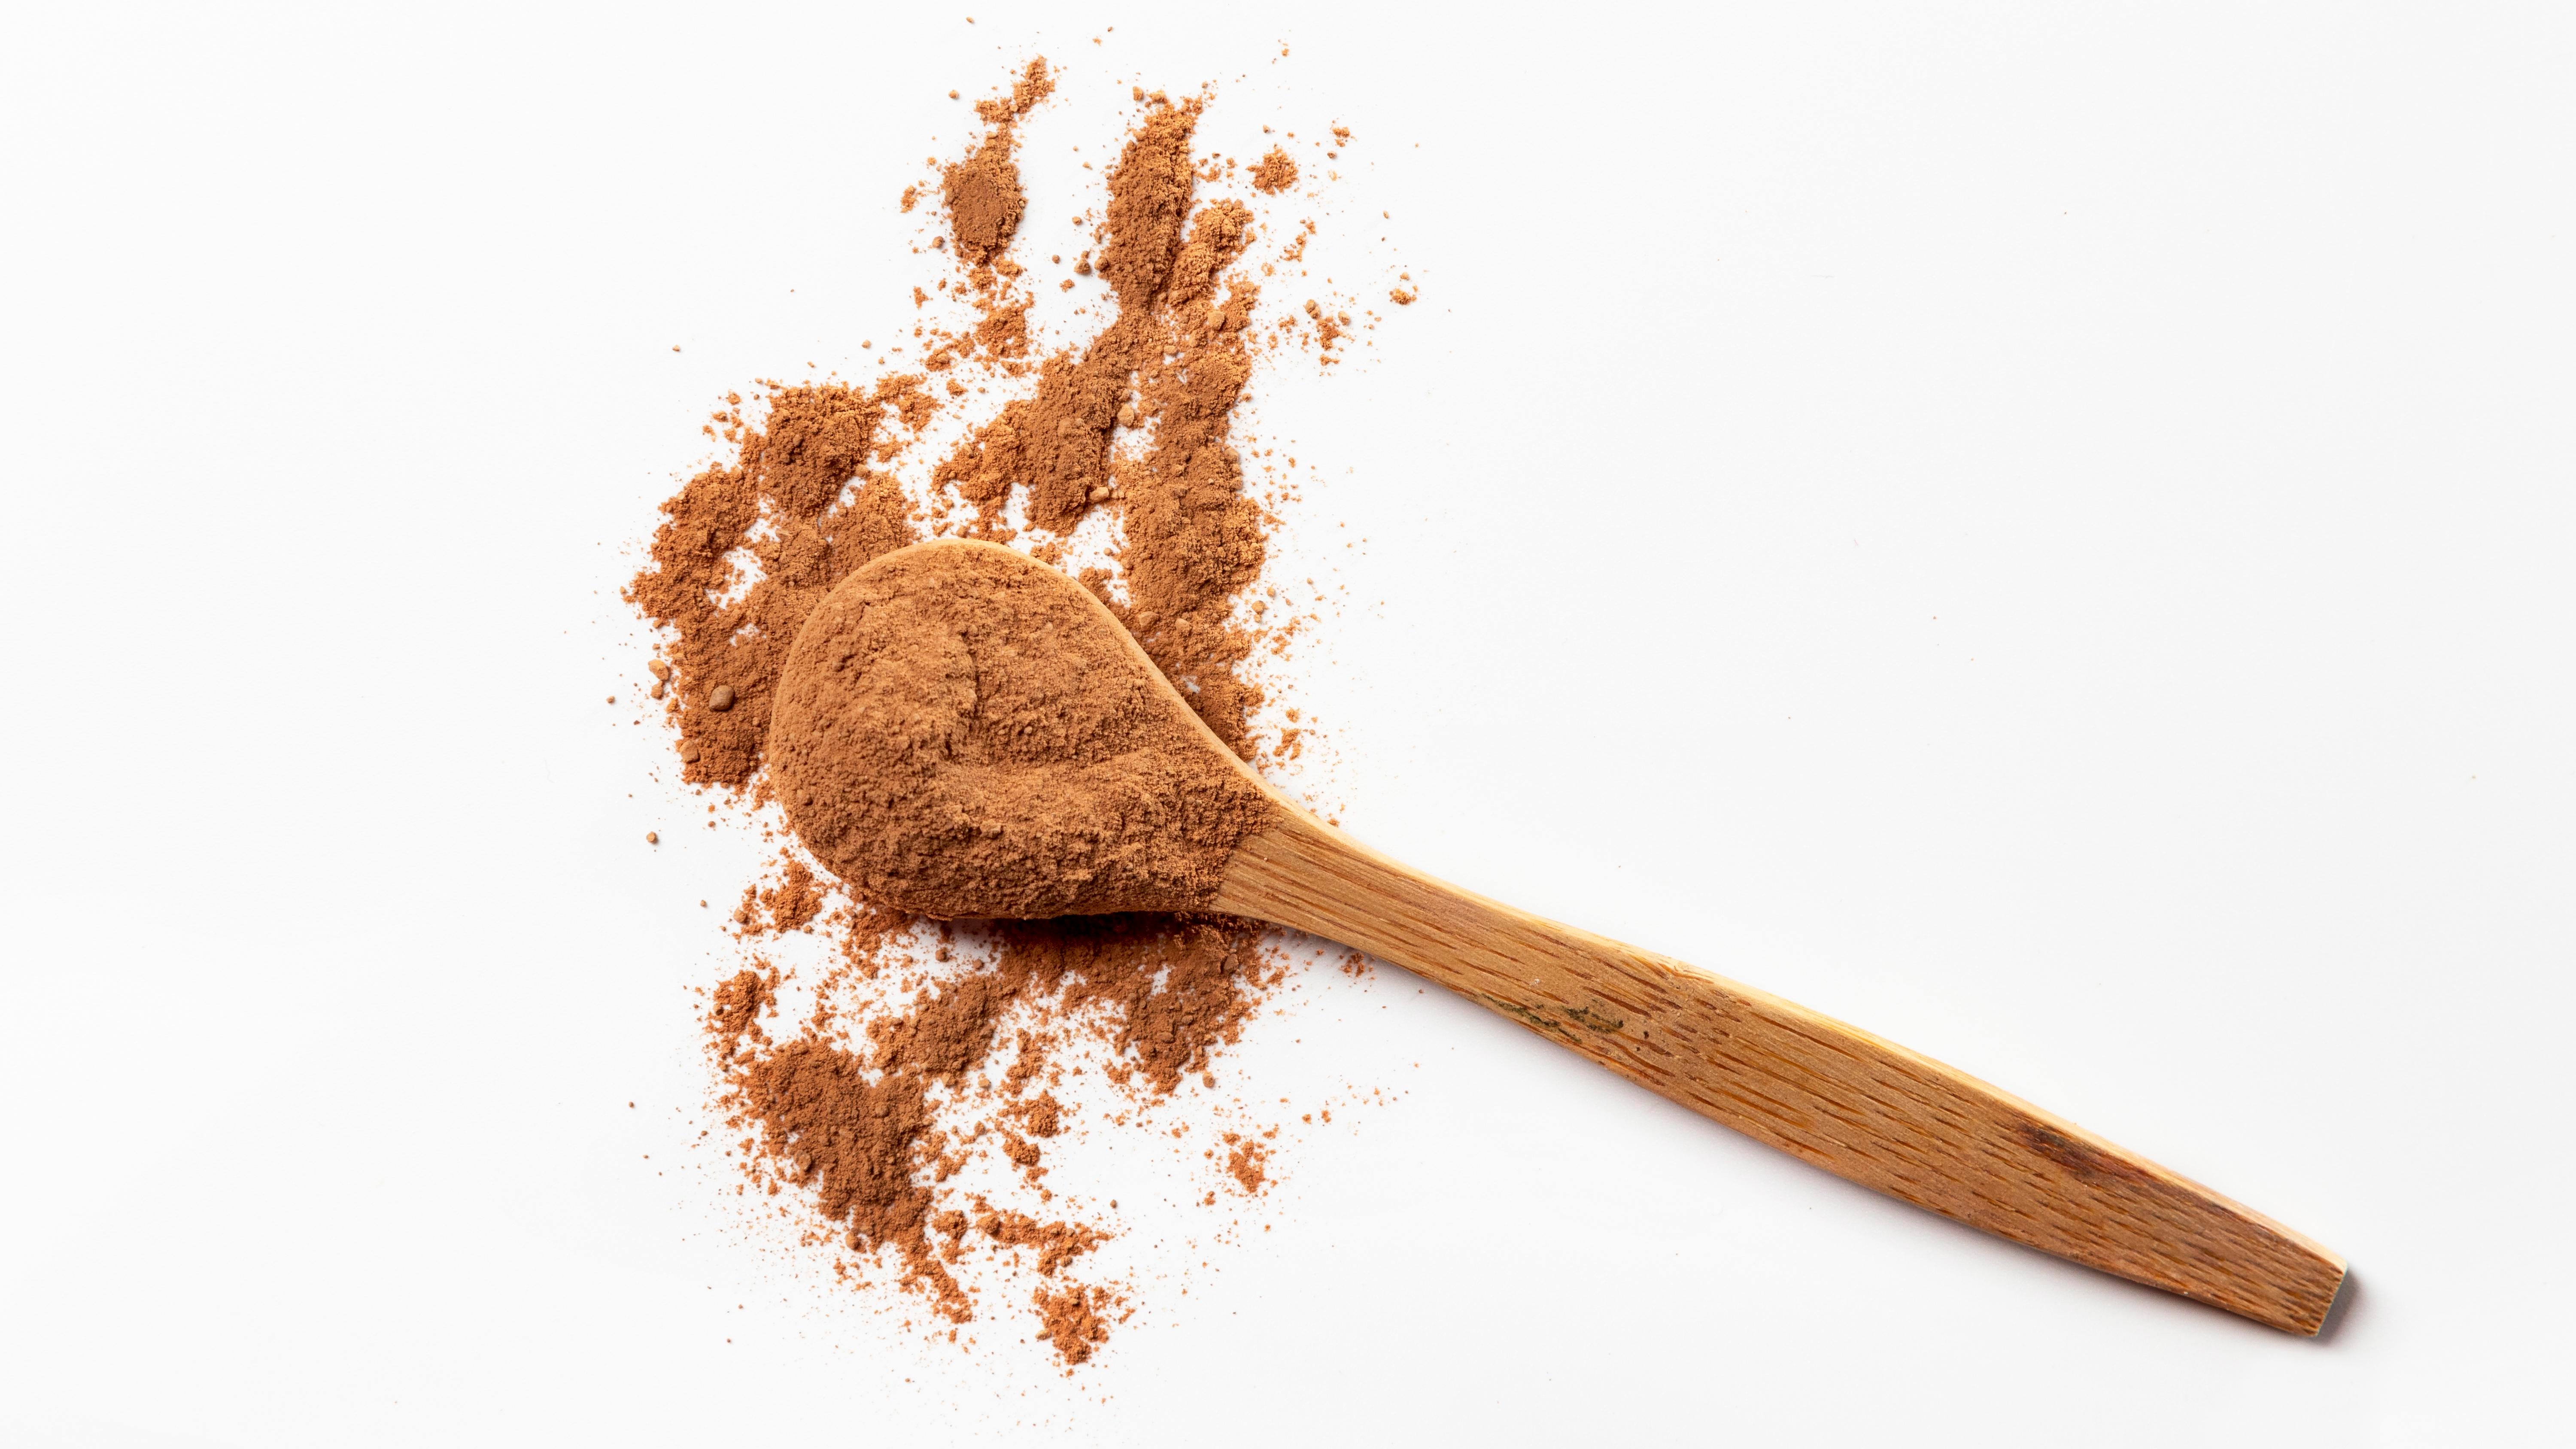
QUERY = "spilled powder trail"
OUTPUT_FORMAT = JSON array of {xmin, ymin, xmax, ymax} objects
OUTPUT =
[{"xmin": 626, "ymin": 58, "xmax": 1393, "ymax": 1367}]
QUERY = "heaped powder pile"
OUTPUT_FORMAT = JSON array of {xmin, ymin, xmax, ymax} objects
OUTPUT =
[
  {"xmin": 624, "ymin": 58, "xmax": 1396, "ymax": 1366},
  {"xmin": 769, "ymin": 541, "xmax": 1277, "ymax": 919}
]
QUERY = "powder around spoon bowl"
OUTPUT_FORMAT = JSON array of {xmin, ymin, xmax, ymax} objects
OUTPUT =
[{"xmin": 769, "ymin": 539, "xmax": 1278, "ymax": 917}]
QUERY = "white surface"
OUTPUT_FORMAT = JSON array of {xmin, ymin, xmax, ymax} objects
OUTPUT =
[{"xmin": 3, "ymin": 3, "xmax": 2570, "ymax": 1443}]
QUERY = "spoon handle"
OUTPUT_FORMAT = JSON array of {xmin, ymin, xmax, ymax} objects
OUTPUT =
[{"xmin": 1210, "ymin": 807, "xmax": 2345, "ymax": 1335}]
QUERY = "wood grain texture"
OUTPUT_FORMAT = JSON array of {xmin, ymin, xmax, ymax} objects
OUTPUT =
[
  {"xmin": 1211, "ymin": 807, "xmax": 2347, "ymax": 1335},
  {"xmin": 911, "ymin": 539, "xmax": 2346, "ymax": 1334}
]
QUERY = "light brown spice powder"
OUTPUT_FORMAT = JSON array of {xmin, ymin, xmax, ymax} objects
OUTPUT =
[{"xmin": 630, "ymin": 58, "xmax": 1362, "ymax": 1367}]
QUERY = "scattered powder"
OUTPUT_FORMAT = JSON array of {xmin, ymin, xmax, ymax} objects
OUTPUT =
[
  {"xmin": 1223, "ymin": 1131, "xmax": 1272, "ymax": 1194},
  {"xmin": 632, "ymin": 380, "xmax": 926, "ymax": 788},
  {"xmin": 629, "ymin": 57, "xmax": 1389, "ymax": 1367},
  {"xmin": 704, "ymin": 913, "xmax": 1280, "ymax": 1339},
  {"xmin": 735, "ymin": 858, "xmax": 824, "ymax": 934}
]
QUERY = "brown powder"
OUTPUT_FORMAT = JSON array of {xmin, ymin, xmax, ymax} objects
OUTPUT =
[
  {"xmin": 1019, "ymin": 1092, "xmax": 1062, "ymax": 1136},
  {"xmin": 1250, "ymin": 146, "xmax": 1298, "ymax": 194},
  {"xmin": 989, "ymin": 914, "xmax": 1270, "ymax": 1096},
  {"xmin": 734, "ymin": 857, "xmax": 825, "ymax": 934},
  {"xmin": 931, "ymin": 94, "xmax": 1276, "ymax": 754},
  {"xmin": 975, "ymin": 55, "xmax": 1058, "ymax": 127},
  {"xmin": 945, "ymin": 141, "xmax": 1027, "ymax": 265},
  {"xmin": 739, "ymin": 1034, "xmax": 966, "ymax": 1314},
  {"xmin": 629, "ymin": 380, "xmax": 926, "ymax": 790},
  {"xmin": 1224, "ymin": 1132, "xmax": 1270, "ymax": 1194},
  {"xmin": 770, "ymin": 541, "xmax": 1275, "ymax": 918},
  {"xmin": 708, "ymin": 912, "xmax": 1276, "ymax": 1330},
  {"xmin": 943, "ymin": 60, "xmax": 1052, "ymax": 264},
  {"xmin": 1033, "ymin": 1281, "xmax": 1114, "ymax": 1364},
  {"xmin": 635, "ymin": 59, "xmax": 1367, "ymax": 1368},
  {"xmin": 711, "ymin": 966, "xmax": 778, "ymax": 1055},
  {"xmin": 973, "ymin": 1200, "xmax": 1101, "ymax": 1276}
]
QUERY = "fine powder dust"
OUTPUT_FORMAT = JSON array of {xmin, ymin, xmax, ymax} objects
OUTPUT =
[{"xmin": 626, "ymin": 58, "xmax": 1378, "ymax": 1366}]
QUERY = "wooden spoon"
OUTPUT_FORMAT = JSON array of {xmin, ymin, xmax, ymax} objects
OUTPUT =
[{"xmin": 771, "ymin": 540, "xmax": 2347, "ymax": 1336}]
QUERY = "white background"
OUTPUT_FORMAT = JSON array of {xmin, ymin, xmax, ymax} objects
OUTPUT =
[{"xmin": 3, "ymin": 3, "xmax": 2570, "ymax": 1443}]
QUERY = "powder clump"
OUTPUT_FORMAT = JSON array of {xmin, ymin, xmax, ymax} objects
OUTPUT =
[
  {"xmin": 1250, "ymin": 146, "xmax": 1298, "ymax": 194},
  {"xmin": 944, "ymin": 141, "xmax": 1027, "ymax": 264},
  {"xmin": 943, "ymin": 58, "xmax": 1054, "ymax": 264},
  {"xmin": 630, "ymin": 380, "xmax": 926, "ymax": 789}
]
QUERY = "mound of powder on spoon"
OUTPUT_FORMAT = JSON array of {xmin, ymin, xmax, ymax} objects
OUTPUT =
[{"xmin": 770, "ymin": 541, "xmax": 1275, "ymax": 919}]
